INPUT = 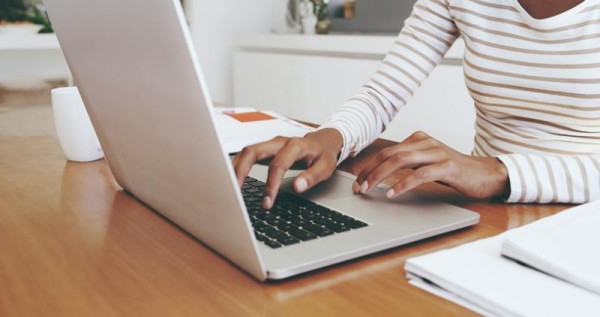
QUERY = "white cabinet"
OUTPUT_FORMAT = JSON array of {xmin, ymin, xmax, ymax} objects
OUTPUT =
[
  {"xmin": 234, "ymin": 34, "xmax": 475, "ymax": 154},
  {"xmin": 234, "ymin": 51, "xmax": 380, "ymax": 123},
  {"xmin": 0, "ymin": 34, "xmax": 70, "ymax": 88}
]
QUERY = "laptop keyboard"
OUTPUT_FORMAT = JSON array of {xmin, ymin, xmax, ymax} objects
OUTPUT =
[{"xmin": 243, "ymin": 177, "xmax": 368, "ymax": 249}]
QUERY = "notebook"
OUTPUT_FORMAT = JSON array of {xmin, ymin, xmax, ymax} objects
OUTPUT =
[{"xmin": 214, "ymin": 107, "xmax": 314, "ymax": 154}]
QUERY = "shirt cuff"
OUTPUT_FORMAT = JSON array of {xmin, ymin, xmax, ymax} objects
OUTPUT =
[{"xmin": 496, "ymin": 154, "xmax": 524, "ymax": 203}]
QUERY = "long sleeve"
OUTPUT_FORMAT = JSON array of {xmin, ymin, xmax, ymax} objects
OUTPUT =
[
  {"xmin": 498, "ymin": 154, "xmax": 600, "ymax": 204},
  {"xmin": 319, "ymin": 0, "xmax": 459, "ymax": 162},
  {"xmin": 318, "ymin": 0, "xmax": 600, "ymax": 204}
]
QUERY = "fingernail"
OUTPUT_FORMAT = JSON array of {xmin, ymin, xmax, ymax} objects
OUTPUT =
[
  {"xmin": 360, "ymin": 181, "xmax": 369, "ymax": 193},
  {"xmin": 352, "ymin": 181, "xmax": 360, "ymax": 193},
  {"xmin": 386, "ymin": 189, "xmax": 395, "ymax": 199},
  {"xmin": 296, "ymin": 178, "xmax": 308, "ymax": 192},
  {"xmin": 263, "ymin": 196, "xmax": 272, "ymax": 209}
]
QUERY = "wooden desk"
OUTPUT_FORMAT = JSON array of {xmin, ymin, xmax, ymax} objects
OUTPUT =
[{"xmin": 0, "ymin": 136, "xmax": 570, "ymax": 316}]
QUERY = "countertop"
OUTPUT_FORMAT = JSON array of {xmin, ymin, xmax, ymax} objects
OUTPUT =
[{"xmin": 236, "ymin": 33, "xmax": 464, "ymax": 60}]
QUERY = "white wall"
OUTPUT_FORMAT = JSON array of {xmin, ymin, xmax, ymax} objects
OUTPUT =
[{"xmin": 186, "ymin": 0, "xmax": 281, "ymax": 104}]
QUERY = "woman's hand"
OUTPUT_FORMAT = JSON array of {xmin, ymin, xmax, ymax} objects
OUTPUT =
[
  {"xmin": 233, "ymin": 128, "xmax": 343, "ymax": 209},
  {"xmin": 353, "ymin": 131, "xmax": 509, "ymax": 199}
]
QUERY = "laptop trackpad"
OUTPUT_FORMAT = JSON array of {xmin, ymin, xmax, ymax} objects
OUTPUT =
[
  {"xmin": 250, "ymin": 165, "xmax": 426, "ymax": 205},
  {"xmin": 279, "ymin": 170, "xmax": 445, "ymax": 207},
  {"xmin": 248, "ymin": 164, "xmax": 357, "ymax": 201},
  {"xmin": 280, "ymin": 171, "xmax": 357, "ymax": 202}
]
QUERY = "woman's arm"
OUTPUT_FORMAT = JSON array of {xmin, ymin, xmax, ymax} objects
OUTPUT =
[
  {"xmin": 234, "ymin": 0, "xmax": 461, "ymax": 209},
  {"xmin": 499, "ymin": 154, "xmax": 600, "ymax": 203},
  {"xmin": 319, "ymin": 0, "xmax": 459, "ymax": 163}
]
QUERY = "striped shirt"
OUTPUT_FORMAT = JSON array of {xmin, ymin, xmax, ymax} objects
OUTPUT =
[{"xmin": 319, "ymin": 0, "xmax": 600, "ymax": 203}]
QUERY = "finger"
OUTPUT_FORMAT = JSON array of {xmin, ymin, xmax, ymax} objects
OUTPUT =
[
  {"xmin": 355, "ymin": 138, "xmax": 443, "ymax": 189},
  {"xmin": 361, "ymin": 148, "xmax": 447, "ymax": 193},
  {"xmin": 293, "ymin": 154, "xmax": 337, "ymax": 193},
  {"xmin": 264, "ymin": 138, "xmax": 306, "ymax": 209},
  {"xmin": 386, "ymin": 161, "xmax": 451, "ymax": 198},
  {"xmin": 233, "ymin": 137, "xmax": 287, "ymax": 187}
]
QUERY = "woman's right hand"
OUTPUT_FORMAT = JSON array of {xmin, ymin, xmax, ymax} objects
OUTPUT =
[{"xmin": 232, "ymin": 128, "xmax": 343, "ymax": 210}]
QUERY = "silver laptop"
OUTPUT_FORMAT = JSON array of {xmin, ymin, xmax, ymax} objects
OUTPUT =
[{"xmin": 44, "ymin": 0, "xmax": 479, "ymax": 280}]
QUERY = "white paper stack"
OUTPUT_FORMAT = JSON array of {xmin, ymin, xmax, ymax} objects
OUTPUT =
[
  {"xmin": 214, "ymin": 107, "xmax": 314, "ymax": 154},
  {"xmin": 502, "ymin": 200, "xmax": 600, "ymax": 296},
  {"xmin": 405, "ymin": 200, "xmax": 600, "ymax": 317}
]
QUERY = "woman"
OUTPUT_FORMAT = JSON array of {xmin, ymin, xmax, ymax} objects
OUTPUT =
[{"xmin": 234, "ymin": 0, "xmax": 600, "ymax": 209}]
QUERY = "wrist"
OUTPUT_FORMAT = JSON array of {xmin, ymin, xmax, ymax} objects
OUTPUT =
[
  {"xmin": 307, "ymin": 128, "xmax": 343, "ymax": 156},
  {"xmin": 494, "ymin": 158, "xmax": 511, "ymax": 198}
]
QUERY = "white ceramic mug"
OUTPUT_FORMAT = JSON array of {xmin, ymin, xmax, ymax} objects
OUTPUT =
[{"xmin": 52, "ymin": 87, "xmax": 104, "ymax": 162}]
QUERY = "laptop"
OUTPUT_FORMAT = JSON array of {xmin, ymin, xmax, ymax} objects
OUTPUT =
[{"xmin": 44, "ymin": 0, "xmax": 479, "ymax": 280}]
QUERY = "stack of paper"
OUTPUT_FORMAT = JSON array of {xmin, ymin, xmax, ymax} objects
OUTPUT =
[
  {"xmin": 405, "ymin": 200, "xmax": 600, "ymax": 316},
  {"xmin": 502, "ymin": 201, "xmax": 600, "ymax": 296},
  {"xmin": 214, "ymin": 107, "xmax": 314, "ymax": 154}
]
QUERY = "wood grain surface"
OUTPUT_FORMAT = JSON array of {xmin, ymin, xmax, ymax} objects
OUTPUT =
[{"xmin": 0, "ymin": 136, "xmax": 570, "ymax": 316}]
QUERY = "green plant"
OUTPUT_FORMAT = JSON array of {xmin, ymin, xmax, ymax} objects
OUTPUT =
[
  {"xmin": 310, "ymin": 0, "xmax": 329, "ymax": 21},
  {"xmin": 0, "ymin": 0, "xmax": 53, "ymax": 32},
  {"xmin": 0, "ymin": 0, "xmax": 29, "ymax": 22},
  {"xmin": 28, "ymin": 5, "xmax": 53, "ymax": 33}
]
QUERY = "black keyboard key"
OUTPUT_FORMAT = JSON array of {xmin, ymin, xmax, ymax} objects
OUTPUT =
[
  {"xmin": 311, "ymin": 215, "xmax": 328, "ymax": 226},
  {"xmin": 277, "ymin": 212, "xmax": 293, "ymax": 221},
  {"xmin": 247, "ymin": 208, "xmax": 259, "ymax": 216},
  {"xmin": 245, "ymin": 187, "xmax": 260, "ymax": 193},
  {"xmin": 245, "ymin": 196, "xmax": 261, "ymax": 203},
  {"xmin": 253, "ymin": 221, "xmax": 267, "ymax": 231},
  {"xmin": 347, "ymin": 220, "xmax": 368, "ymax": 229},
  {"xmin": 302, "ymin": 222, "xmax": 334, "ymax": 237},
  {"xmin": 263, "ymin": 214, "xmax": 277, "ymax": 221},
  {"xmin": 256, "ymin": 212, "xmax": 269, "ymax": 221},
  {"xmin": 248, "ymin": 181, "xmax": 265, "ymax": 187},
  {"xmin": 263, "ymin": 226, "xmax": 288, "ymax": 241},
  {"xmin": 288, "ymin": 228, "xmax": 318, "ymax": 241},
  {"xmin": 322, "ymin": 221, "xmax": 351, "ymax": 233},
  {"xmin": 278, "ymin": 202, "xmax": 294, "ymax": 210},
  {"xmin": 254, "ymin": 231, "xmax": 267, "ymax": 242},
  {"xmin": 253, "ymin": 192, "xmax": 264, "ymax": 198},
  {"xmin": 312, "ymin": 216, "xmax": 352, "ymax": 232},
  {"xmin": 277, "ymin": 235, "xmax": 300, "ymax": 246},
  {"xmin": 264, "ymin": 239, "xmax": 282, "ymax": 249},
  {"xmin": 276, "ymin": 223, "xmax": 294, "ymax": 232},
  {"xmin": 310, "ymin": 205, "xmax": 333, "ymax": 216},
  {"xmin": 266, "ymin": 217, "xmax": 285, "ymax": 227},
  {"xmin": 330, "ymin": 213, "xmax": 354, "ymax": 224},
  {"xmin": 291, "ymin": 216, "xmax": 307, "ymax": 227},
  {"xmin": 298, "ymin": 209, "xmax": 314, "ymax": 218},
  {"xmin": 271, "ymin": 206, "xmax": 289, "ymax": 215}
]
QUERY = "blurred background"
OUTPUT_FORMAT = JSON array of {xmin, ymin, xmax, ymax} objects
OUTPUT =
[{"xmin": 0, "ymin": 0, "xmax": 474, "ymax": 153}]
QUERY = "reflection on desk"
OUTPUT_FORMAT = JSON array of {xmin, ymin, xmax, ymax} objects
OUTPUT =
[{"xmin": 0, "ymin": 136, "xmax": 570, "ymax": 316}]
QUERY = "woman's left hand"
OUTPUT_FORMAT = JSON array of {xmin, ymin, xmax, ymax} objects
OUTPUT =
[{"xmin": 353, "ymin": 131, "xmax": 509, "ymax": 199}]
